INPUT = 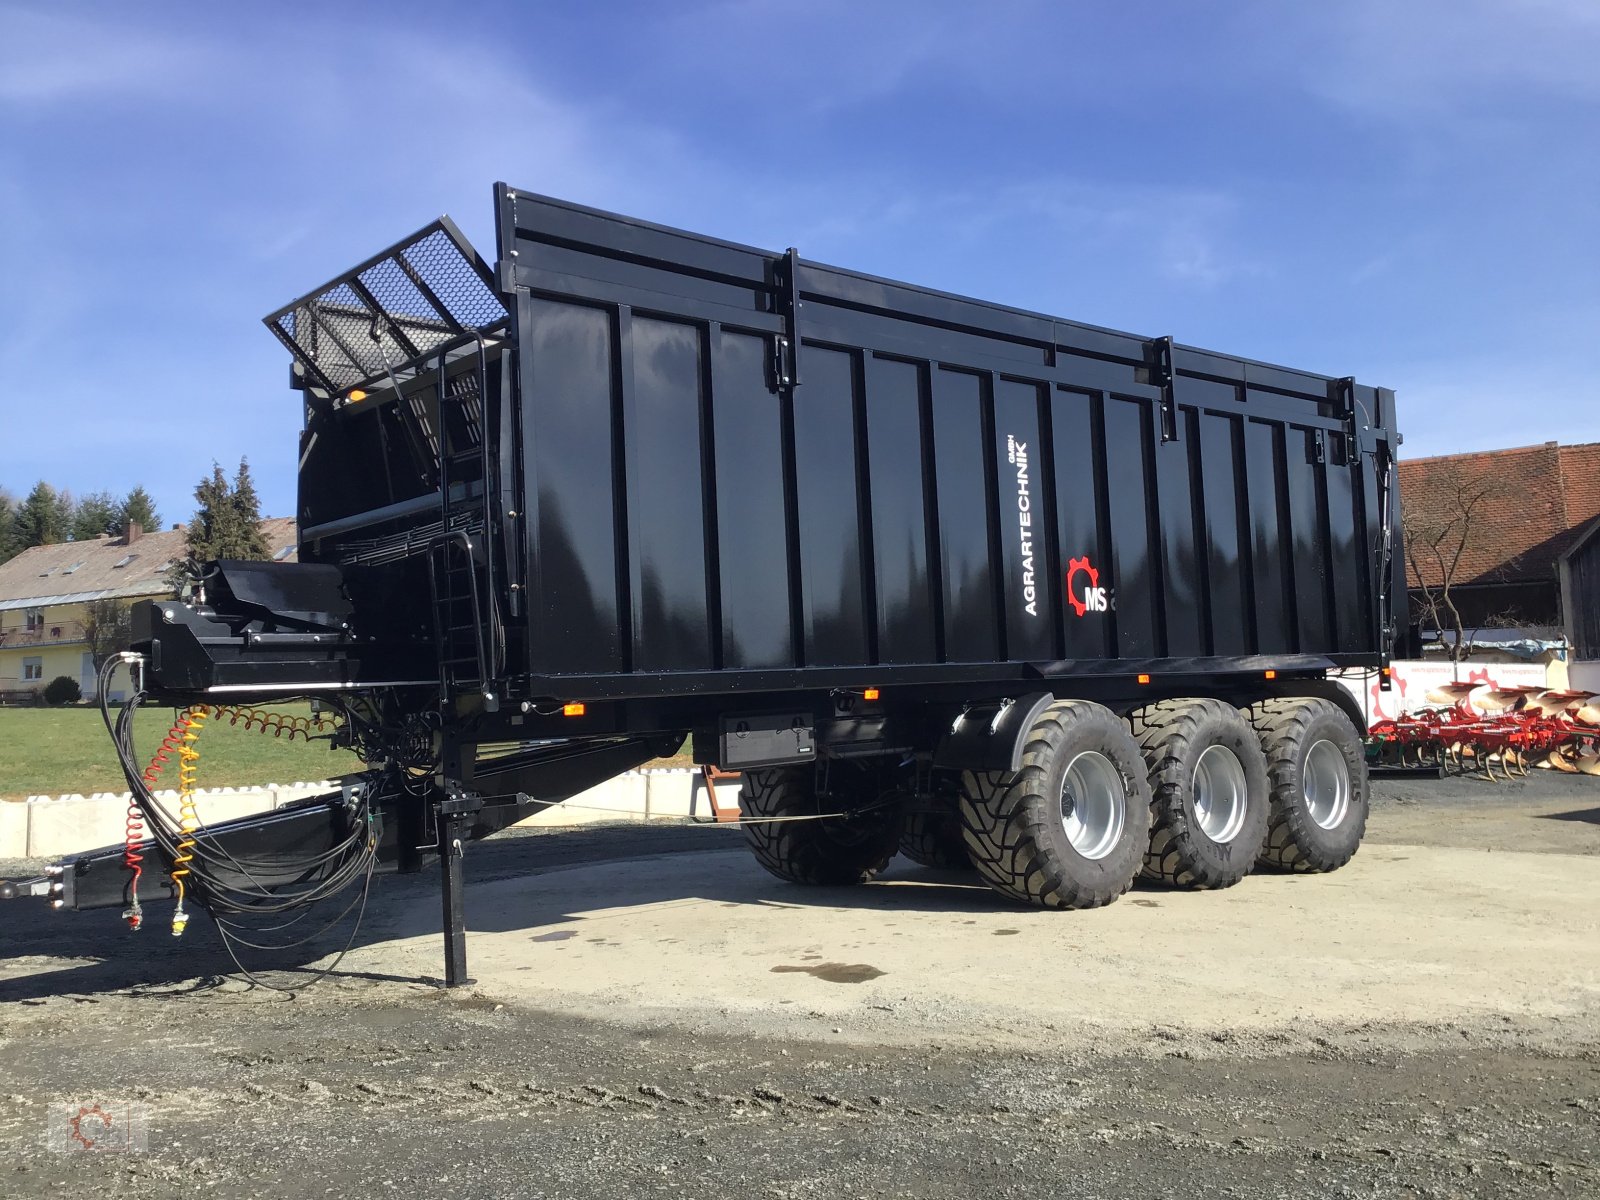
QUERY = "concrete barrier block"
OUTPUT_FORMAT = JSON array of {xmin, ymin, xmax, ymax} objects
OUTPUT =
[
  {"xmin": 645, "ymin": 770, "xmax": 691, "ymax": 819},
  {"xmin": 8, "ymin": 780, "xmax": 339, "ymax": 860},
  {"xmin": 27, "ymin": 795, "xmax": 125, "ymax": 859},
  {"xmin": 271, "ymin": 781, "xmax": 337, "ymax": 808},
  {"xmin": 187, "ymin": 791, "xmax": 276, "ymax": 827},
  {"xmin": 516, "ymin": 772, "xmax": 649, "ymax": 827},
  {"xmin": 712, "ymin": 781, "xmax": 741, "ymax": 814},
  {"xmin": 0, "ymin": 801, "xmax": 29, "ymax": 859}
]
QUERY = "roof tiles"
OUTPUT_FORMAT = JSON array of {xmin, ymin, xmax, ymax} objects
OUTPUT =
[
  {"xmin": 0, "ymin": 517, "xmax": 298, "ymax": 608},
  {"xmin": 1399, "ymin": 442, "xmax": 1600, "ymax": 589}
]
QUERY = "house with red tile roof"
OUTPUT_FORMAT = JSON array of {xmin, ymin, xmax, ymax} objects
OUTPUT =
[
  {"xmin": 1399, "ymin": 441, "xmax": 1600, "ymax": 634},
  {"xmin": 0, "ymin": 517, "xmax": 298, "ymax": 701}
]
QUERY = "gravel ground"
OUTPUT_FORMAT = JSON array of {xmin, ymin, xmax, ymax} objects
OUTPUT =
[{"xmin": 2, "ymin": 771, "xmax": 1598, "ymax": 1198}]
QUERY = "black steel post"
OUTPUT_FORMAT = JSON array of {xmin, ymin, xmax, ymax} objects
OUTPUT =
[
  {"xmin": 439, "ymin": 806, "xmax": 473, "ymax": 987},
  {"xmin": 436, "ymin": 735, "xmax": 482, "ymax": 988}
]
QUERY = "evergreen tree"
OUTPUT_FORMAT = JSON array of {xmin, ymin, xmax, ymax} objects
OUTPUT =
[
  {"xmin": 182, "ymin": 459, "xmax": 269, "ymax": 564},
  {"xmin": 228, "ymin": 458, "xmax": 270, "ymax": 559},
  {"xmin": 57, "ymin": 489, "xmax": 76, "ymax": 537},
  {"xmin": 0, "ymin": 492, "xmax": 17, "ymax": 565},
  {"xmin": 12, "ymin": 481, "xmax": 67, "ymax": 549},
  {"xmin": 183, "ymin": 463, "xmax": 233, "ymax": 564},
  {"xmin": 71, "ymin": 490, "xmax": 119, "ymax": 541},
  {"xmin": 115, "ymin": 486, "xmax": 161, "ymax": 536}
]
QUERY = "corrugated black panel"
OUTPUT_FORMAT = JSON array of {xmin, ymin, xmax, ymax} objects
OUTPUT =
[
  {"xmin": 1324, "ymin": 437, "xmax": 1367, "ymax": 653},
  {"xmin": 1283, "ymin": 427, "xmax": 1330, "ymax": 652},
  {"xmin": 864, "ymin": 355, "xmax": 937, "ymax": 664},
  {"xmin": 1244, "ymin": 419, "xmax": 1293, "ymax": 654},
  {"xmin": 932, "ymin": 368, "xmax": 999, "ymax": 662},
  {"xmin": 793, "ymin": 345, "xmax": 869, "ymax": 666},
  {"xmin": 710, "ymin": 329, "xmax": 793, "ymax": 669},
  {"xmin": 993, "ymin": 378, "xmax": 1054, "ymax": 661},
  {"xmin": 1196, "ymin": 412, "xmax": 1251, "ymax": 656},
  {"xmin": 1050, "ymin": 389, "xmax": 1113, "ymax": 660},
  {"xmin": 624, "ymin": 316, "xmax": 713, "ymax": 671},
  {"xmin": 1103, "ymin": 396, "xmax": 1158, "ymax": 657},
  {"xmin": 522, "ymin": 298, "xmax": 623, "ymax": 674},
  {"xmin": 1156, "ymin": 411, "xmax": 1205, "ymax": 658}
]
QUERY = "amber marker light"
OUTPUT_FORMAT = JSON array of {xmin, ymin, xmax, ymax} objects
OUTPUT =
[
  {"xmin": 863, "ymin": 688, "xmax": 880, "ymax": 701},
  {"xmin": 1137, "ymin": 674, "xmax": 1151, "ymax": 685},
  {"xmin": 347, "ymin": 389, "xmax": 367, "ymax": 403},
  {"xmin": 1264, "ymin": 669, "xmax": 1277, "ymax": 680},
  {"xmin": 562, "ymin": 702, "xmax": 586, "ymax": 717}
]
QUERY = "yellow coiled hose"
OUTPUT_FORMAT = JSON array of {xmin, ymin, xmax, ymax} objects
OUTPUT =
[
  {"xmin": 153, "ymin": 703, "xmax": 341, "ymax": 937},
  {"xmin": 169, "ymin": 706, "xmax": 208, "ymax": 935}
]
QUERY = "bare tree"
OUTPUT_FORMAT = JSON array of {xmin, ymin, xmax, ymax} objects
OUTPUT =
[
  {"xmin": 81, "ymin": 598, "xmax": 134, "ymax": 679},
  {"xmin": 1402, "ymin": 472, "xmax": 1505, "ymax": 662}
]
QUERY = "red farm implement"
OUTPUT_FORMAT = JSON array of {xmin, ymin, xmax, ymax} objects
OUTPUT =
[{"xmin": 1367, "ymin": 685, "xmax": 1600, "ymax": 781}]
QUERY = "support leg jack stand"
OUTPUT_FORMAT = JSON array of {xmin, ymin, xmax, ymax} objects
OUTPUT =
[{"xmin": 437, "ymin": 787, "xmax": 484, "ymax": 988}]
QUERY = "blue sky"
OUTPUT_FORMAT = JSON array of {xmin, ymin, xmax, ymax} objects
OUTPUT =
[{"xmin": 1, "ymin": 0, "xmax": 1596, "ymax": 527}]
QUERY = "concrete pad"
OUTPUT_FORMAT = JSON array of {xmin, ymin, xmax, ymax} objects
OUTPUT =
[{"xmin": 352, "ymin": 841, "xmax": 1600, "ymax": 1053}]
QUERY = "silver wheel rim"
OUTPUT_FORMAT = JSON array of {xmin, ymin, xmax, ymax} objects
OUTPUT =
[
  {"xmin": 1192, "ymin": 744, "xmax": 1248, "ymax": 844},
  {"xmin": 1060, "ymin": 750, "xmax": 1126, "ymax": 861},
  {"xmin": 1304, "ymin": 739, "xmax": 1351, "ymax": 830}
]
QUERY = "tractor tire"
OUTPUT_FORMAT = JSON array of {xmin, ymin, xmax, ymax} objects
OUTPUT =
[
  {"xmin": 1130, "ymin": 698, "xmax": 1271, "ymax": 890},
  {"xmin": 899, "ymin": 808, "xmax": 972, "ymax": 869},
  {"xmin": 1244, "ymin": 697, "xmax": 1369, "ymax": 872},
  {"xmin": 958, "ymin": 700, "xmax": 1151, "ymax": 909},
  {"xmin": 739, "ymin": 766, "xmax": 901, "ymax": 886}
]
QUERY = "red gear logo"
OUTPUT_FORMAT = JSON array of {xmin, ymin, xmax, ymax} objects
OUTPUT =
[
  {"xmin": 69, "ymin": 1104, "xmax": 112, "ymax": 1150},
  {"xmin": 1065, "ymin": 556, "xmax": 1100, "ymax": 618}
]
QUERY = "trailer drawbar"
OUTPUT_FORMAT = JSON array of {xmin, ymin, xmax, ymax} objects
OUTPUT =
[{"xmin": 4, "ymin": 186, "xmax": 1404, "ymax": 987}]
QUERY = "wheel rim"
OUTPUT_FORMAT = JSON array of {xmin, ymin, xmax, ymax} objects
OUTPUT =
[
  {"xmin": 1192, "ymin": 744, "xmax": 1248, "ymax": 844},
  {"xmin": 1060, "ymin": 750, "xmax": 1126, "ymax": 860},
  {"xmin": 1303, "ymin": 739, "xmax": 1351, "ymax": 830}
]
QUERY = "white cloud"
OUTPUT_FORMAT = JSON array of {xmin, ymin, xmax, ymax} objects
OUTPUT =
[
  {"xmin": 866, "ymin": 179, "xmax": 1261, "ymax": 290},
  {"xmin": 0, "ymin": 7, "xmax": 207, "ymax": 104},
  {"xmin": 1256, "ymin": 0, "xmax": 1600, "ymax": 118}
]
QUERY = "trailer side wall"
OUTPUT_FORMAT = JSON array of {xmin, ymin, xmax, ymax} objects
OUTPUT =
[{"xmin": 495, "ymin": 187, "xmax": 1398, "ymax": 694}]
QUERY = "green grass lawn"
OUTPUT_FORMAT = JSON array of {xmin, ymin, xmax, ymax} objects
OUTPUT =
[{"xmin": 0, "ymin": 704, "xmax": 361, "ymax": 799}]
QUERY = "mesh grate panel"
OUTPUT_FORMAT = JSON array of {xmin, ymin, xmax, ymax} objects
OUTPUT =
[
  {"xmin": 265, "ymin": 219, "xmax": 507, "ymax": 395},
  {"xmin": 444, "ymin": 370, "xmax": 484, "ymax": 454}
]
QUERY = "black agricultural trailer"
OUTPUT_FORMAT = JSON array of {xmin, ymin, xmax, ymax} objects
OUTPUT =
[{"xmin": 4, "ymin": 186, "xmax": 1404, "ymax": 985}]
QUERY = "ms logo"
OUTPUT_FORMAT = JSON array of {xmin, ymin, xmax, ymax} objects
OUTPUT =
[{"xmin": 1066, "ymin": 556, "xmax": 1109, "ymax": 617}]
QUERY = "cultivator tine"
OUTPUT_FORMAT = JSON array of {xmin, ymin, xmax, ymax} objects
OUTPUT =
[{"xmin": 1479, "ymin": 747, "xmax": 1501, "ymax": 783}]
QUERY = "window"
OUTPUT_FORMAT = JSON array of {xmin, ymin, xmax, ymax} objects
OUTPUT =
[
  {"xmin": 22, "ymin": 657, "xmax": 42, "ymax": 681},
  {"xmin": 112, "ymin": 553, "xmax": 138, "ymax": 568},
  {"xmin": 272, "ymin": 546, "xmax": 295, "ymax": 562},
  {"xmin": 25, "ymin": 608, "xmax": 44, "ymax": 631},
  {"xmin": 62, "ymin": 561, "xmax": 85, "ymax": 574}
]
